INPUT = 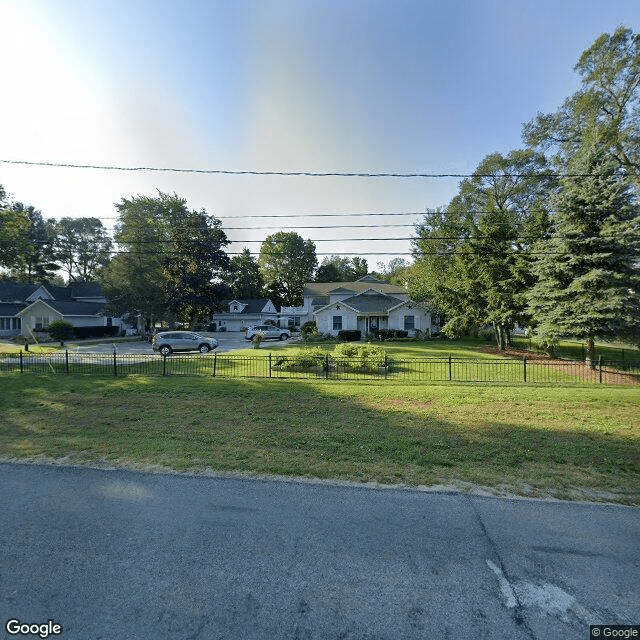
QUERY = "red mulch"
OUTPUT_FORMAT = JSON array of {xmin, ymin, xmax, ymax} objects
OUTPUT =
[{"xmin": 479, "ymin": 347, "xmax": 639, "ymax": 385}]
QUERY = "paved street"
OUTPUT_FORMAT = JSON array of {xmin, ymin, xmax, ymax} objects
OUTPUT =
[{"xmin": 1, "ymin": 462, "xmax": 638, "ymax": 639}]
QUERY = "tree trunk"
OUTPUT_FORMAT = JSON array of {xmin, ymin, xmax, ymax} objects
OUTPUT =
[
  {"xmin": 586, "ymin": 336, "xmax": 596, "ymax": 370},
  {"xmin": 494, "ymin": 323, "xmax": 504, "ymax": 351}
]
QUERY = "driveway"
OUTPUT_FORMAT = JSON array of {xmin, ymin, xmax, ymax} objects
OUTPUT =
[
  {"xmin": 1, "ymin": 462, "xmax": 638, "ymax": 639},
  {"xmin": 65, "ymin": 332, "xmax": 259, "ymax": 355}
]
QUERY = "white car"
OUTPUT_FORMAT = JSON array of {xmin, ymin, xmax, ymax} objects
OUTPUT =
[{"xmin": 245, "ymin": 325, "xmax": 291, "ymax": 341}]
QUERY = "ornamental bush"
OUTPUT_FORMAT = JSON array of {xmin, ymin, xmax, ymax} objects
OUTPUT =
[
  {"xmin": 273, "ymin": 347, "xmax": 328, "ymax": 371},
  {"xmin": 46, "ymin": 320, "xmax": 74, "ymax": 343},
  {"xmin": 332, "ymin": 342, "xmax": 386, "ymax": 371}
]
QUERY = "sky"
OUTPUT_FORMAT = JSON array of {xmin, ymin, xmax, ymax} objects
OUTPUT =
[{"xmin": 1, "ymin": 0, "xmax": 638, "ymax": 271}]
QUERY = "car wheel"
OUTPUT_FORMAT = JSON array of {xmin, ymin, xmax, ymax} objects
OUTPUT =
[
  {"xmin": 199, "ymin": 344, "xmax": 211, "ymax": 353},
  {"xmin": 159, "ymin": 345, "xmax": 172, "ymax": 356},
  {"xmin": 280, "ymin": 334, "xmax": 289, "ymax": 341}
]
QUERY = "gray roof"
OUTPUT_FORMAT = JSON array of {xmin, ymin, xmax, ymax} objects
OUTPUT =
[
  {"xmin": 0, "ymin": 282, "xmax": 39, "ymax": 302},
  {"xmin": 21, "ymin": 300, "xmax": 104, "ymax": 316},
  {"xmin": 304, "ymin": 279, "xmax": 406, "ymax": 298},
  {"xmin": 0, "ymin": 281, "xmax": 104, "ymax": 303},
  {"xmin": 0, "ymin": 302, "xmax": 25, "ymax": 316},
  {"xmin": 339, "ymin": 292, "xmax": 404, "ymax": 313},
  {"xmin": 224, "ymin": 299, "xmax": 274, "ymax": 314}
]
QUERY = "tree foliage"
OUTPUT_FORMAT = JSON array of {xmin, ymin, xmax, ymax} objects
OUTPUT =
[
  {"xmin": 0, "ymin": 187, "xmax": 30, "ymax": 271},
  {"xmin": 102, "ymin": 193, "xmax": 230, "ymax": 328},
  {"xmin": 56, "ymin": 217, "xmax": 112, "ymax": 283},
  {"xmin": 259, "ymin": 232, "xmax": 317, "ymax": 307},
  {"xmin": 315, "ymin": 255, "xmax": 369, "ymax": 282},
  {"xmin": 226, "ymin": 248, "xmax": 264, "ymax": 299},
  {"xmin": 524, "ymin": 27, "xmax": 640, "ymax": 186},
  {"xmin": 410, "ymin": 150, "xmax": 554, "ymax": 348},
  {"xmin": 8, "ymin": 203, "xmax": 59, "ymax": 283},
  {"xmin": 527, "ymin": 151, "xmax": 640, "ymax": 362}
]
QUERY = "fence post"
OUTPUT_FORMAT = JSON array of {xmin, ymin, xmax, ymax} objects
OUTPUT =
[
  {"xmin": 213, "ymin": 352, "xmax": 217, "ymax": 378},
  {"xmin": 598, "ymin": 356, "xmax": 602, "ymax": 384},
  {"xmin": 65, "ymin": 350, "xmax": 69, "ymax": 375},
  {"xmin": 325, "ymin": 354, "xmax": 329, "ymax": 379},
  {"xmin": 113, "ymin": 350, "xmax": 117, "ymax": 376},
  {"xmin": 20, "ymin": 350, "xmax": 23, "ymax": 373},
  {"xmin": 448, "ymin": 354, "xmax": 452, "ymax": 381},
  {"xmin": 384, "ymin": 354, "xmax": 388, "ymax": 380},
  {"xmin": 162, "ymin": 353, "xmax": 167, "ymax": 377},
  {"xmin": 269, "ymin": 352, "xmax": 272, "ymax": 378},
  {"xmin": 523, "ymin": 356, "xmax": 527, "ymax": 383}
]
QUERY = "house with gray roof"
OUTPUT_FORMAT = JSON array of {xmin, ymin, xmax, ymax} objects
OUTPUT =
[
  {"xmin": 281, "ymin": 275, "xmax": 435, "ymax": 337},
  {"xmin": 0, "ymin": 281, "xmax": 133, "ymax": 340},
  {"xmin": 208, "ymin": 299, "xmax": 278, "ymax": 332}
]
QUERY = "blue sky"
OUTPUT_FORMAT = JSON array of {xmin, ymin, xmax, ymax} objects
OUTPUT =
[{"xmin": 1, "ymin": 0, "xmax": 638, "ymax": 270}]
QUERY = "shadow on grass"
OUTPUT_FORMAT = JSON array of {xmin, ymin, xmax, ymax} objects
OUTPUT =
[{"xmin": 0, "ymin": 373, "xmax": 638, "ymax": 503}]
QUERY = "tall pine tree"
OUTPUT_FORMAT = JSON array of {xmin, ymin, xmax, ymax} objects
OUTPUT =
[{"xmin": 527, "ymin": 150, "xmax": 640, "ymax": 364}]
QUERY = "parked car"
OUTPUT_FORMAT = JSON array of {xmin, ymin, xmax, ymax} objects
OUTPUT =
[
  {"xmin": 152, "ymin": 331, "xmax": 218, "ymax": 355},
  {"xmin": 245, "ymin": 325, "xmax": 291, "ymax": 341}
]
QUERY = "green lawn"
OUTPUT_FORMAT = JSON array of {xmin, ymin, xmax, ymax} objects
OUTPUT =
[{"xmin": 1, "ymin": 371, "xmax": 638, "ymax": 504}]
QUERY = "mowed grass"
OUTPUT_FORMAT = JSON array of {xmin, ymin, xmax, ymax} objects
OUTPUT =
[{"xmin": 1, "ymin": 372, "xmax": 638, "ymax": 504}]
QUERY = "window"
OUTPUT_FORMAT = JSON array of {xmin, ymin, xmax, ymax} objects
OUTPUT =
[
  {"xmin": 332, "ymin": 316, "xmax": 342, "ymax": 331},
  {"xmin": 404, "ymin": 315, "xmax": 415, "ymax": 331},
  {"xmin": 35, "ymin": 317, "xmax": 50, "ymax": 330}
]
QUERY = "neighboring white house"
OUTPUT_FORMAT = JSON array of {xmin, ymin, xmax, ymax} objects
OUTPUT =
[
  {"xmin": 0, "ymin": 281, "xmax": 133, "ymax": 339},
  {"xmin": 209, "ymin": 299, "xmax": 278, "ymax": 332},
  {"xmin": 282, "ymin": 275, "xmax": 434, "ymax": 337}
]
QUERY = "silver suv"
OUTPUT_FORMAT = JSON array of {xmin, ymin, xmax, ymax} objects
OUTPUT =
[
  {"xmin": 152, "ymin": 331, "xmax": 218, "ymax": 355},
  {"xmin": 245, "ymin": 325, "xmax": 291, "ymax": 341}
]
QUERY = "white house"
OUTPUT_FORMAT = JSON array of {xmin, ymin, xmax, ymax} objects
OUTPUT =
[
  {"xmin": 0, "ymin": 281, "xmax": 133, "ymax": 339},
  {"xmin": 209, "ymin": 299, "xmax": 278, "ymax": 332},
  {"xmin": 283, "ymin": 275, "xmax": 434, "ymax": 338}
]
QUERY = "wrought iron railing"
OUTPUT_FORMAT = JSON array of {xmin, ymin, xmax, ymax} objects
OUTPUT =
[{"xmin": 1, "ymin": 351, "xmax": 638, "ymax": 385}]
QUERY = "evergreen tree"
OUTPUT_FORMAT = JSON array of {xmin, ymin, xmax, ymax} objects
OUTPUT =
[{"xmin": 527, "ymin": 151, "xmax": 640, "ymax": 364}]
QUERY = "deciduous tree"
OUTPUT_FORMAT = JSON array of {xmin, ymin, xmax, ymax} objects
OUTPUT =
[{"xmin": 259, "ymin": 232, "xmax": 317, "ymax": 307}]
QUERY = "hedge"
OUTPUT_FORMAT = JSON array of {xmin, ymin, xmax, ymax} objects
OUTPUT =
[
  {"xmin": 72, "ymin": 326, "xmax": 120, "ymax": 339},
  {"xmin": 337, "ymin": 330, "xmax": 361, "ymax": 341}
]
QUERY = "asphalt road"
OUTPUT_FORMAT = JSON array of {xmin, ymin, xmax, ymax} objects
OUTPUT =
[{"xmin": 1, "ymin": 463, "xmax": 638, "ymax": 639}]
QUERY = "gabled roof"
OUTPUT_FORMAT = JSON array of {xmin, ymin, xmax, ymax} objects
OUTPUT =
[
  {"xmin": 221, "ymin": 299, "xmax": 274, "ymax": 314},
  {"xmin": 337, "ymin": 292, "xmax": 404, "ymax": 313},
  {"xmin": 0, "ymin": 282, "xmax": 39, "ymax": 302},
  {"xmin": 0, "ymin": 302, "xmax": 25, "ymax": 316},
  {"xmin": 0, "ymin": 280, "xmax": 104, "ymax": 303},
  {"xmin": 19, "ymin": 300, "xmax": 104, "ymax": 316},
  {"xmin": 304, "ymin": 277, "xmax": 406, "ymax": 298}
]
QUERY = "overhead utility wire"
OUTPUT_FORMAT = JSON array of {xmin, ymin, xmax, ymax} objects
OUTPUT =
[{"xmin": 0, "ymin": 159, "xmax": 603, "ymax": 178}]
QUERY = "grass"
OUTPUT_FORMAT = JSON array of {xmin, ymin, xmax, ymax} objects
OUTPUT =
[{"xmin": 1, "ymin": 371, "xmax": 638, "ymax": 504}]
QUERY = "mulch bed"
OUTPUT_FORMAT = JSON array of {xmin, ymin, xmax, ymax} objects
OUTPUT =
[{"xmin": 479, "ymin": 347, "xmax": 639, "ymax": 385}]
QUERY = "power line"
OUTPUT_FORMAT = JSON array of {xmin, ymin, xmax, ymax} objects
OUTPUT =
[{"xmin": 0, "ymin": 158, "xmax": 603, "ymax": 178}]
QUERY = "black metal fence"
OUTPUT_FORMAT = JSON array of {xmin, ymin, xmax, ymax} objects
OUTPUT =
[{"xmin": 1, "ymin": 351, "xmax": 639, "ymax": 385}]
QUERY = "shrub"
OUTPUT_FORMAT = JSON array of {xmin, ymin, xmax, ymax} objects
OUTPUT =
[
  {"xmin": 251, "ymin": 332, "xmax": 264, "ymax": 349},
  {"xmin": 301, "ymin": 321, "xmax": 318, "ymax": 336},
  {"xmin": 337, "ymin": 329, "xmax": 361, "ymax": 342},
  {"xmin": 374, "ymin": 329, "xmax": 408, "ymax": 341},
  {"xmin": 333, "ymin": 342, "xmax": 386, "ymax": 371},
  {"xmin": 73, "ymin": 325, "xmax": 120, "ymax": 339},
  {"xmin": 46, "ymin": 320, "xmax": 74, "ymax": 343},
  {"xmin": 273, "ymin": 347, "xmax": 327, "ymax": 371}
]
